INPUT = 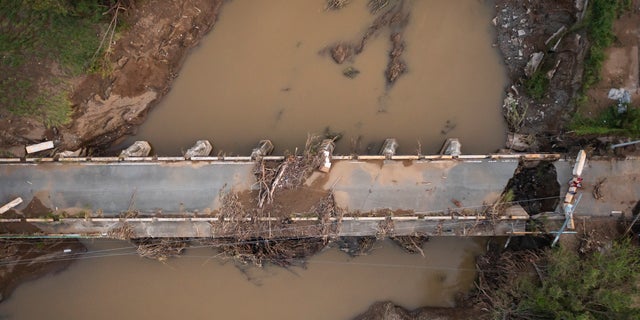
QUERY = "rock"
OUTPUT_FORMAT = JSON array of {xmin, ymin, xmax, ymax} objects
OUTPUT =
[
  {"xmin": 317, "ymin": 139, "xmax": 335, "ymax": 173},
  {"xmin": 380, "ymin": 138, "xmax": 398, "ymax": 159},
  {"xmin": 119, "ymin": 141, "xmax": 152, "ymax": 157},
  {"xmin": 184, "ymin": 140, "xmax": 212, "ymax": 158},
  {"xmin": 607, "ymin": 88, "xmax": 631, "ymax": 104},
  {"xmin": 506, "ymin": 133, "xmax": 534, "ymax": 152},
  {"xmin": 546, "ymin": 59, "xmax": 561, "ymax": 80},
  {"xmin": 57, "ymin": 149, "xmax": 82, "ymax": 157},
  {"xmin": 524, "ymin": 52, "xmax": 544, "ymax": 77},
  {"xmin": 251, "ymin": 140, "xmax": 273, "ymax": 159},
  {"xmin": 506, "ymin": 205, "xmax": 529, "ymax": 218},
  {"xmin": 116, "ymin": 56, "xmax": 129, "ymax": 68},
  {"xmin": 439, "ymin": 138, "xmax": 461, "ymax": 156}
]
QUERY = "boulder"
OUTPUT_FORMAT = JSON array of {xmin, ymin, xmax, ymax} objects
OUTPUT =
[
  {"xmin": 119, "ymin": 141, "xmax": 151, "ymax": 157},
  {"xmin": 184, "ymin": 140, "xmax": 212, "ymax": 159}
]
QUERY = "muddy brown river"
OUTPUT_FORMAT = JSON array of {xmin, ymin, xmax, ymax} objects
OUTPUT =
[
  {"xmin": 125, "ymin": 0, "xmax": 507, "ymax": 155},
  {"xmin": 0, "ymin": 238, "xmax": 482, "ymax": 319}
]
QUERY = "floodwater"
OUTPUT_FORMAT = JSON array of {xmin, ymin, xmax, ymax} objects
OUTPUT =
[
  {"xmin": 126, "ymin": 0, "xmax": 507, "ymax": 155},
  {"xmin": 0, "ymin": 238, "xmax": 483, "ymax": 320}
]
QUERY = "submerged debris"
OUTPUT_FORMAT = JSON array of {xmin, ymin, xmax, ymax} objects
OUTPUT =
[
  {"xmin": 391, "ymin": 235, "xmax": 429, "ymax": 255},
  {"xmin": 132, "ymin": 238, "xmax": 189, "ymax": 262},
  {"xmin": 385, "ymin": 32, "xmax": 407, "ymax": 85},
  {"xmin": 342, "ymin": 66, "xmax": 360, "ymax": 78},
  {"xmin": 336, "ymin": 236, "xmax": 377, "ymax": 256},
  {"xmin": 325, "ymin": 0, "xmax": 350, "ymax": 11},
  {"xmin": 323, "ymin": 0, "xmax": 410, "ymax": 87},
  {"xmin": 211, "ymin": 237, "xmax": 326, "ymax": 268},
  {"xmin": 368, "ymin": 0, "xmax": 394, "ymax": 14}
]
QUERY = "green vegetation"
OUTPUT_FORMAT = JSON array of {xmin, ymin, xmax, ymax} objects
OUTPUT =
[
  {"xmin": 572, "ymin": 104, "xmax": 640, "ymax": 136},
  {"xmin": 0, "ymin": 76, "xmax": 74, "ymax": 127},
  {"xmin": 580, "ymin": 0, "xmax": 628, "ymax": 90},
  {"xmin": 0, "ymin": 1, "xmax": 112, "ymax": 126},
  {"xmin": 576, "ymin": 0, "xmax": 632, "ymax": 92},
  {"xmin": 0, "ymin": 1, "xmax": 105, "ymax": 72},
  {"xmin": 524, "ymin": 70, "xmax": 549, "ymax": 100},
  {"xmin": 569, "ymin": 0, "xmax": 635, "ymax": 136},
  {"xmin": 491, "ymin": 240, "xmax": 640, "ymax": 319}
]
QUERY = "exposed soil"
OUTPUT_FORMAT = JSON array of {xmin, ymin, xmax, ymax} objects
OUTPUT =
[
  {"xmin": 504, "ymin": 161, "xmax": 561, "ymax": 215},
  {"xmin": 336, "ymin": 236, "xmax": 377, "ymax": 257},
  {"xmin": 391, "ymin": 235, "xmax": 430, "ymax": 255},
  {"xmin": 22, "ymin": 196, "xmax": 53, "ymax": 218},
  {"xmin": 584, "ymin": 5, "xmax": 640, "ymax": 120}
]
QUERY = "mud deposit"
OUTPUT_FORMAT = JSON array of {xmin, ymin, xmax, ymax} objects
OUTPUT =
[
  {"xmin": 0, "ymin": 238, "xmax": 482, "ymax": 320},
  {"xmin": 125, "ymin": 0, "xmax": 507, "ymax": 155}
]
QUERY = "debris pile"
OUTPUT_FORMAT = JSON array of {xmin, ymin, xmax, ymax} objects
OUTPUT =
[
  {"xmin": 132, "ymin": 238, "xmax": 189, "ymax": 262},
  {"xmin": 107, "ymin": 222, "xmax": 135, "ymax": 240}
]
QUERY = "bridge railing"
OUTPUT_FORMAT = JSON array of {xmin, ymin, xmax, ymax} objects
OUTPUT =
[{"xmin": 0, "ymin": 153, "xmax": 562, "ymax": 164}]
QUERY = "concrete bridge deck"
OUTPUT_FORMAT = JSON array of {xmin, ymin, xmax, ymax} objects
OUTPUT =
[{"xmin": 0, "ymin": 154, "xmax": 638, "ymax": 238}]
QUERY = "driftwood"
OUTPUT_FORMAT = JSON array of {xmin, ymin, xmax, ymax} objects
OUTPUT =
[
  {"xmin": 132, "ymin": 238, "xmax": 189, "ymax": 262},
  {"xmin": 390, "ymin": 235, "xmax": 429, "ymax": 256},
  {"xmin": 107, "ymin": 222, "xmax": 134, "ymax": 240}
]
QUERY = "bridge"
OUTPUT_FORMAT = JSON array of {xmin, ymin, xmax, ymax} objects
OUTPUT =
[{"xmin": 0, "ymin": 150, "xmax": 638, "ymax": 239}]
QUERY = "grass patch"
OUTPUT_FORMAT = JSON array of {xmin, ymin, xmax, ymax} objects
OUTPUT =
[
  {"xmin": 0, "ymin": 1, "xmax": 107, "ymax": 72},
  {"xmin": 581, "ymin": 0, "xmax": 630, "ymax": 91},
  {"xmin": 572, "ymin": 104, "xmax": 640, "ymax": 136},
  {"xmin": 0, "ymin": 1, "xmax": 112, "ymax": 126},
  {"xmin": 0, "ymin": 77, "xmax": 72, "ymax": 127},
  {"xmin": 524, "ymin": 70, "xmax": 549, "ymax": 100}
]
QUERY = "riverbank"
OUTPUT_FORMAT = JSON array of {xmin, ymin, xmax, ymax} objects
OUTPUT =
[
  {"xmin": 495, "ymin": 0, "xmax": 640, "ymax": 155},
  {"xmin": 0, "ymin": 0, "xmax": 224, "ymax": 157}
]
